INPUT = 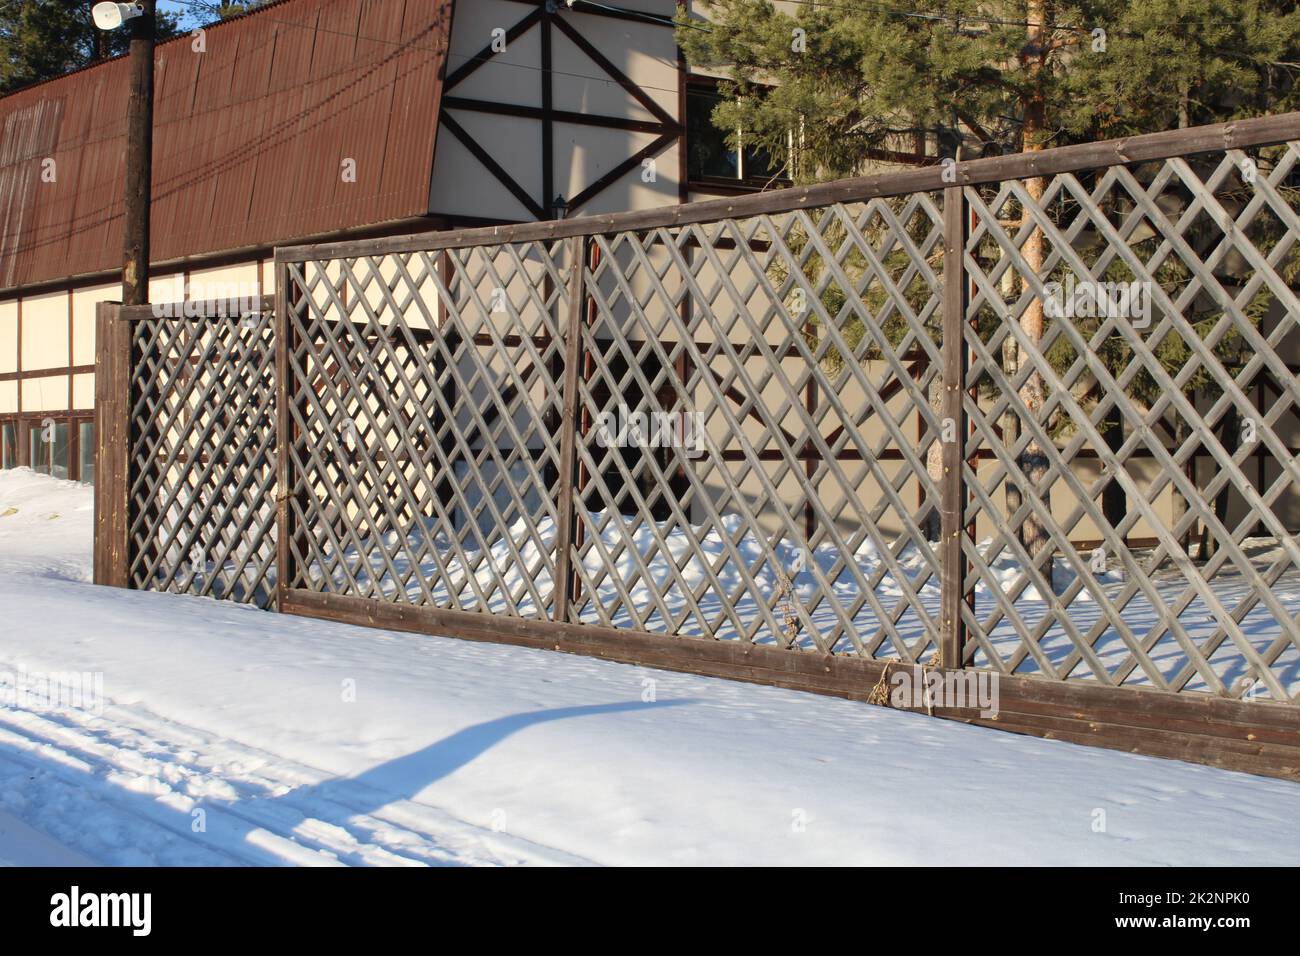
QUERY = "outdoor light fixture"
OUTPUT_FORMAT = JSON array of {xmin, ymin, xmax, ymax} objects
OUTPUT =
[
  {"xmin": 92, "ymin": 2, "xmax": 145, "ymax": 31},
  {"xmin": 552, "ymin": 194, "xmax": 569, "ymax": 220}
]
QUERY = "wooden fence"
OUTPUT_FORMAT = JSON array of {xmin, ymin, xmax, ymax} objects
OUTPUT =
[{"xmin": 96, "ymin": 113, "xmax": 1300, "ymax": 779}]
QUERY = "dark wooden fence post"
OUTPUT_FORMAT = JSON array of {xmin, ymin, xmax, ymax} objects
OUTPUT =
[
  {"xmin": 93, "ymin": 301, "xmax": 131, "ymax": 588},
  {"xmin": 552, "ymin": 235, "xmax": 587, "ymax": 624},
  {"xmin": 274, "ymin": 259, "xmax": 293, "ymax": 608},
  {"xmin": 939, "ymin": 186, "xmax": 969, "ymax": 668}
]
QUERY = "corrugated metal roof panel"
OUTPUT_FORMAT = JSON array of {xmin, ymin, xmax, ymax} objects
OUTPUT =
[{"xmin": 0, "ymin": 0, "xmax": 452, "ymax": 292}]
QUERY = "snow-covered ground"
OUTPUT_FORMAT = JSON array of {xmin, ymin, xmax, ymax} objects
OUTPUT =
[{"xmin": 0, "ymin": 467, "xmax": 1296, "ymax": 866}]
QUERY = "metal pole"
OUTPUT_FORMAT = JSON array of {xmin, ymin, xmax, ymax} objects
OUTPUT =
[{"xmin": 122, "ymin": 1, "xmax": 156, "ymax": 306}]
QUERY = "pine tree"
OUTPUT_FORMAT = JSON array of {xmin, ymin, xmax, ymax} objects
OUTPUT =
[
  {"xmin": 679, "ymin": 1, "xmax": 1299, "ymax": 178},
  {"xmin": 217, "ymin": 1, "xmax": 272, "ymax": 17},
  {"xmin": 679, "ymin": 1, "xmax": 1300, "ymax": 580},
  {"xmin": 0, "ymin": 0, "xmax": 182, "ymax": 95}
]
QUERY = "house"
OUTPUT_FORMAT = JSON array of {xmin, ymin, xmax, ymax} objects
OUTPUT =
[{"xmin": 0, "ymin": 0, "xmax": 927, "ymax": 483}]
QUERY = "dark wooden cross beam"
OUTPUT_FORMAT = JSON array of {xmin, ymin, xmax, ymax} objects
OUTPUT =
[{"xmin": 438, "ymin": 3, "xmax": 683, "ymax": 221}]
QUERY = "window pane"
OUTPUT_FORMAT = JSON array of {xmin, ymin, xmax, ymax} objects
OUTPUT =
[
  {"xmin": 28, "ymin": 427, "xmax": 44, "ymax": 475},
  {"xmin": 1, "ymin": 423, "xmax": 15, "ymax": 469},
  {"xmin": 742, "ymin": 139, "xmax": 781, "ymax": 181},
  {"xmin": 79, "ymin": 422, "xmax": 94, "ymax": 484},
  {"xmin": 686, "ymin": 88, "xmax": 739, "ymax": 180},
  {"xmin": 29, "ymin": 422, "xmax": 69, "ymax": 479}
]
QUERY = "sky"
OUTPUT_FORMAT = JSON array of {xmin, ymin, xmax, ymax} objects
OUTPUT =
[{"xmin": 158, "ymin": 1, "xmax": 226, "ymax": 31}]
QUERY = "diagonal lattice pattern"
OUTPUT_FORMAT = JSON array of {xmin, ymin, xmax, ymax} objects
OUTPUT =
[
  {"xmin": 280, "ymin": 242, "xmax": 571, "ymax": 619},
  {"xmin": 127, "ymin": 304, "xmax": 277, "ymax": 607},
  {"xmin": 959, "ymin": 142, "xmax": 1300, "ymax": 702},
  {"xmin": 277, "ymin": 197, "xmax": 951, "ymax": 659},
  {"xmin": 120, "ymin": 123, "xmax": 1300, "ymax": 712},
  {"xmin": 568, "ymin": 199, "xmax": 948, "ymax": 659}
]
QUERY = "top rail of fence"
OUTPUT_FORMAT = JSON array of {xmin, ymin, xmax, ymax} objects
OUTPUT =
[{"xmin": 274, "ymin": 111, "xmax": 1300, "ymax": 264}]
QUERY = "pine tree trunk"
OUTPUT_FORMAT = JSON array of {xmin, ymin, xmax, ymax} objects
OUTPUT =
[
  {"xmin": 1170, "ymin": 82, "xmax": 1196, "ymax": 558},
  {"xmin": 1019, "ymin": 0, "xmax": 1053, "ymax": 591},
  {"xmin": 1003, "ymin": 307, "xmax": 1022, "ymax": 531},
  {"xmin": 926, "ymin": 370, "xmax": 944, "ymax": 542},
  {"xmin": 1172, "ymin": 415, "xmax": 1192, "ymax": 555}
]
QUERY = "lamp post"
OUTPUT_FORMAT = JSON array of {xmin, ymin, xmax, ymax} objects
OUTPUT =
[{"xmin": 93, "ymin": 2, "xmax": 155, "ymax": 306}]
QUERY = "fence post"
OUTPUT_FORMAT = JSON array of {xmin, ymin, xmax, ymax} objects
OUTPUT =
[
  {"xmin": 274, "ymin": 259, "xmax": 293, "ymax": 608},
  {"xmin": 939, "ymin": 186, "xmax": 969, "ymax": 668},
  {"xmin": 552, "ymin": 235, "xmax": 587, "ymax": 624},
  {"xmin": 93, "ymin": 301, "xmax": 131, "ymax": 588}
]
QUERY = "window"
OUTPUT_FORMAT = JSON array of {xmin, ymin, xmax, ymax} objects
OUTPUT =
[
  {"xmin": 1, "ymin": 423, "xmax": 15, "ymax": 469},
  {"xmin": 29, "ymin": 421, "xmax": 69, "ymax": 479},
  {"xmin": 78, "ymin": 421, "xmax": 94, "ymax": 485},
  {"xmin": 2, "ymin": 418, "xmax": 94, "ymax": 481},
  {"xmin": 687, "ymin": 85, "xmax": 740, "ymax": 180},
  {"xmin": 686, "ymin": 81, "xmax": 783, "ymax": 187}
]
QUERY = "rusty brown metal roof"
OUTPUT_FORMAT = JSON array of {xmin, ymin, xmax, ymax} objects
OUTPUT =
[{"xmin": 0, "ymin": 0, "xmax": 453, "ymax": 292}]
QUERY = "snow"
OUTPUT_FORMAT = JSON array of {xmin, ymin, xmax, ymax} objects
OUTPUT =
[
  {"xmin": 0, "ymin": 807, "xmax": 98, "ymax": 867},
  {"xmin": 0, "ymin": 466, "xmax": 1297, "ymax": 866}
]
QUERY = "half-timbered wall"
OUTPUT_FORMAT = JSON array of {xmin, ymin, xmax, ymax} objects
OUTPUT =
[{"xmin": 431, "ymin": 0, "xmax": 684, "ymax": 222}]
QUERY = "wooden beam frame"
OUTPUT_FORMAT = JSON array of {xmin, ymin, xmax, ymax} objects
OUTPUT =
[
  {"xmin": 568, "ymin": 131, "xmax": 679, "ymax": 213},
  {"xmin": 442, "ymin": 7, "xmax": 544, "ymax": 91},
  {"xmin": 441, "ymin": 96, "xmax": 681, "ymax": 137},
  {"xmin": 439, "ymin": 113, "xmax": 548, "ymax": 220},
  {"xmin": 550, "ymin": 15, "xmax": 677, "ymax": 128},
  {"xmin": 541, "ymin": 7, "xmax": 555, "ymax": 215},
  {"xmin": 437, "ymin": 3, "xmax": 683, "ymax": 221}
]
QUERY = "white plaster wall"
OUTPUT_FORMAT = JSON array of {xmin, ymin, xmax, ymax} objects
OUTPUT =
[
  {"xmin": 188, "ymin": 262, "xmax": 261, "ymax": 302},
  {"xmin": 433, "ymin": 111, "xmax": 543, "ymax": 222},
  {"xmin": 70, "ymin": 282, "xmax": 120, "ymax": 367},
  {"xmin": 19, "ymin": 291, "xmax": 68, "ymax": 371},
  {"xmin": 72, "ymin": 372, "xmax": 94, "ymax": 411},
  {"xmin": 148, "ymin": 272, "xmax": 185, "ymax": 305},
  {"xmin": 0, "ymin": 300, "xmax": 17, "ymax": 374},
  {"xmin": 21, "ymin": 374, "xmax": 68, "ymax": 412}
]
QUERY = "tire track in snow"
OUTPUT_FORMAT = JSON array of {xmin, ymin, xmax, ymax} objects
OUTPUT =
[
  {"xmin": 0, "ymin": 710, "xmax": 488, "ymax": 866},
  {"xmin": 0, "ymin": 732, "xmax": 257, "ymax": 866},
  {"xmin": 86, "ymin": 701, "xmax": 597, "ymax": 865},
  {"xmin": 0, "ymin": 700, "xmax": 593, "ymax": 867}
]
